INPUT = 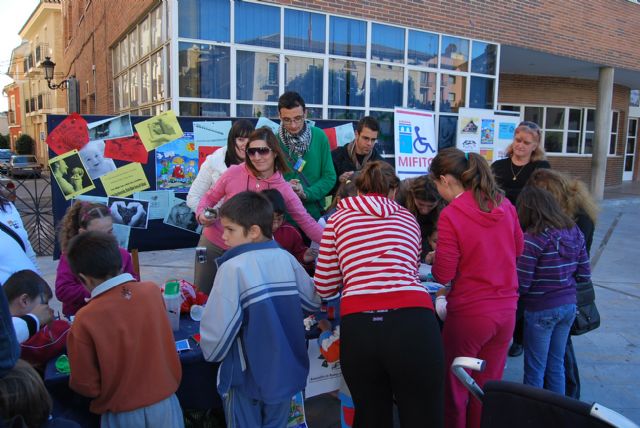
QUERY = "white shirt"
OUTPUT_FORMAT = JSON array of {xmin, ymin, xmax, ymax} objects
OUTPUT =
[
  {"xmin": 0, "ymin": 201, "xmax": 39, "ymax": 286},
  {"xmin": 186, "ymin": 147, "xmax": 229, "ymax": 211}
]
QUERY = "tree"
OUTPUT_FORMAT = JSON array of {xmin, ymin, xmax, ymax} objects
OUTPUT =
[
  {"xmin": 0, "ymin": 134, "xmax": 8, "ymax": 149},
  {"xmin": 15, "ymin": 134, "xmax": 35, "ymax": 155}
]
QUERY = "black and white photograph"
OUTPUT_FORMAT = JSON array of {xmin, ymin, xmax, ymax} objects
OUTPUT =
[
  {"xmin": 48, "ymin": 150, "xmax": 96, "ymax": 200},
  {"xmin": 107, "ymin": 196, "xmax": 149, "ymax": 229},
  {"xmin": 79, "ymin": 139, "xmax": 117, "ymax": 180},
  {"xmin": 87, "ymin": 114, "xmax": 134, "ymax": 141},
  {"xmin": 163, "ymin": 196, "xmax": 201, "ymax": 234}
]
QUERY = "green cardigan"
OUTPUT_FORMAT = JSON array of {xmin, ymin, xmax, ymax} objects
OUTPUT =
[{"xmin": 278, "ymin": 126, "xmax": 336, "ymax": 220}]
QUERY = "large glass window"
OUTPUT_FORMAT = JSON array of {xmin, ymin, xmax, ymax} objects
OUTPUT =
[
  {"xmin": 284, "ymin": 9, "xmax": 325, "ymax": 53},
  {"xmin": 120, "ymin": 35, "xmax": 129, "ymax": 69},
  {"xmin": 130, "ymin": 65, "xmax": 139, "ymax": 108},
  {"xmin": 328, "ymin": 109, "xmax": 365, "ymax": 120},
  {"xmin": 469, "ymin": 76, "xmax": 494, "ymax": 109},
  {"xmin": 179, "ymin": 0, "xmax": 229, "ymax": 42},
  {"xmin": 370, "ymin": 64, "xmax": 403, "ymax": 108},
  {"xmin": 407, "ymin": 30, "xmax": 438, "ymax": 67},
  {"xmin": 235, "ymin": 2, "xmax": 279, "ymax": 48},
  {"xmin": 237, "ymin": 104, "xmax": 279, "ymax": 118},
  {"xmin": 329, "ymin": 16, "xmax": 366, "ymax": 58},
  {"xmin": 140, "ymin": 17, "xmax": 151, "ymax": 56},
  {"xmin": 236, "ymin": 51, "xmax": 279, "ymax": 102},
  {"xmin": 439, "ymin": 115, "xmax": 458, "ymax": 150},
  {"xmin": 371, "ymin": 23, "xmax": 404, "ymax": 63},
  {"xmin": 151, "ymin": 6, "xmax": 162, "ymax": 48},
  {"xmin": 141, "ymin": 60, "xmax": 151, "ymax": 105},
  {"xmin": 285, "ymin": 56, "xmax": 323, "ymax": 105},
  {"xmin": 471, "ymin": 41, "xmax": 497, "ymax": 75},
  {"xmin": 441, "ymin": 36, "xmax": 469, "ymax": 72},
  {"xmin": 408, "ymin": 71, "xmax": 436, "ymax": 111},
  {"xmin": 440, "ymin": 74, "xmax": 466, "ymax": 113},
  {"xmin": 178, "ymin": 43, "xmax": 230, "ymax": 99},
  {"xmin": 329, "ymin": 59, "xmax": 365, "ymax": 107},
  {"xmin": 129, "ymin": 28, "xmax": 138, "ymax": 65},
  {"xmin": 180, "ymin": 102, "xmax": 230, "ymax": 117},
  {"xmin": 151, "ymin": 52, "xmax": 163, "ymax": 102}
]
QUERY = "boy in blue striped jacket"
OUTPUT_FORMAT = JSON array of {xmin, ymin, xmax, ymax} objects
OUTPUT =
[
  {"xmin": 199, "ymin": 191, "xmax": 320, "ymax": 427},
  {"xmin": 516, "ymin": 186, "xmax": 591, "ymax": 395}
]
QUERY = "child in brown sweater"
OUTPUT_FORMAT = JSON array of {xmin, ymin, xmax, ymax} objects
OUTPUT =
[{"xmin": 66, "ymin": 231, "xmax": 183, "ymax": 427}]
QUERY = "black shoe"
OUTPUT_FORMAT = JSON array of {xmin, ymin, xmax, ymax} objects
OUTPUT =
[{"xmin": 508, "ymin": 343, "xmax": 523, "ymax": 357}]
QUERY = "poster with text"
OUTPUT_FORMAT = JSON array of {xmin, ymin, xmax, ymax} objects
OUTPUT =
[
  {"xmin": 101, "ymin": 162, "xmax": 150, "ymax": 197},
  {"xmin": 156, "ymin": 132, "xmax": 198, "ymax": 193},
  {"xmin": 393, "ymin": 108, "xmax": 437, "ymax": 179},
  {"xmin": 305, "ymin": 340, "xmax": 342, "ymax": 398}
]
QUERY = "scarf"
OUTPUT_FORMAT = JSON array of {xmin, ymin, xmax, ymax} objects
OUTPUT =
[
  {"xmin": 347, "ymin": 141, "xmax": 374, "ymax": 171},
  {"xmin": 279, "ymin": 122, "xmax": 312, "ymax": 159}
]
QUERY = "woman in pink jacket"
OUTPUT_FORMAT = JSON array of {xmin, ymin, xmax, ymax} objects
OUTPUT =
[
  {"xmin": 196, "ymin": 127, "xmax": 323, "ymax": 287},
  {"xmin": 430, "ymin": 148, "xmax": 524, "ymax": 428}
]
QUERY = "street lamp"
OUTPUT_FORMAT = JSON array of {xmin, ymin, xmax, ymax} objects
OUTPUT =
[{"xmin": 41, "ymin": 57, "xmax": 68, "ymax": 90}]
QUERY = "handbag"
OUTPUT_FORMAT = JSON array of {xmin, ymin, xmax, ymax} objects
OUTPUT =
[{"xmin": 571, "ymin": 280, "xmax": 600, "ymax": 336}]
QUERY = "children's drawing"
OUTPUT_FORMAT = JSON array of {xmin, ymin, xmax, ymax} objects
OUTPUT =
[{"xmin": 155, "ymin": 132, "xmax": 197, "ymax": 193}]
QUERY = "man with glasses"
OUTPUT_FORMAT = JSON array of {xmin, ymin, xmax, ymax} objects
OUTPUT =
[
  {"xmin": 277, "ymin": 91, "xmax": 336, "ymax": 221},
  {"xmin": 331, "ymin": 116, "xmax": 383, "ymax": 194}
]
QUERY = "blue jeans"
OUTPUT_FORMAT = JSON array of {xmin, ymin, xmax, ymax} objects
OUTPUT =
[{"xmin": 523, "ymin": 303, "xmax": 576, "ymax": 394}]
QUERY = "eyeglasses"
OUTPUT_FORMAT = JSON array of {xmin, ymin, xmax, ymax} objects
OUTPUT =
[
  {"xmin": 280, "ymin": 116, "xmax": 305, "ymax": 125},
  {"xmin": 246, "ymin": 147, "xmax": 273, "ymax": 157}
]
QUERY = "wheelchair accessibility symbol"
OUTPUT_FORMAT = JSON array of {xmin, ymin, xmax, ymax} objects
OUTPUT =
[{"xmin": 413, "ymin": 126, "xmax": 436, "ymax": 154}]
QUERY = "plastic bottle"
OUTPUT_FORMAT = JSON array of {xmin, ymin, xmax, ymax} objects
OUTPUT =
[{"xmin": 163, "ymin": 280, "xmax": 181, "ymax": 332}]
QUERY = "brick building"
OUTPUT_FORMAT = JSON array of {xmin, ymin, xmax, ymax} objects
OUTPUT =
[
  {"xmin": 2, "ymin": 80, "xmax": 22, "ymax": 150},
  {"xmin": 60, "ymin": 0, "xmax": 640, "ymax": 185}
]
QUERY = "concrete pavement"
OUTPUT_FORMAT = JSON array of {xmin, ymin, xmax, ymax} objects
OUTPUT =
[{"xmin": 35, "ymin": 182, "xmax": 640, "ymax": 425}]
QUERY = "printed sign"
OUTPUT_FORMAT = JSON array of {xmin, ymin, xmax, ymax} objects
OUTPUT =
[{"xmin": 393, "ymin": 108, "xmax": 437, "ymax": 179}]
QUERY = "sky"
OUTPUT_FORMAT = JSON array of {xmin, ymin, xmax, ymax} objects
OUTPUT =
[{"xmin": 0, "ymin": 0, "xmax": 41, "ymax": 112}]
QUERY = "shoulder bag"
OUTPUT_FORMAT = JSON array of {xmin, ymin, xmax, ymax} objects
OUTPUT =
[{"xmin": 571, "ymin": 279, "xmax": 600, "ymax": 335}]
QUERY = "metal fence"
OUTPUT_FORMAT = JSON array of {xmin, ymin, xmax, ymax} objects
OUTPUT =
[{"xmin": 1, "ymin": 173, "xmax": 55, "ymax": 256}]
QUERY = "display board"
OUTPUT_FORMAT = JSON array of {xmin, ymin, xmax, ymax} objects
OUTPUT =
[
  {"xmin": 455, "ymin": 108, "xmax": 521, "ymax": 163},
  {"xmin": 393, "ymin": 107, "xmax": 438, "ymax": 179},
  {"xmin": 48, "ymin": 114, "xmax": 354, "ymax": 257}
]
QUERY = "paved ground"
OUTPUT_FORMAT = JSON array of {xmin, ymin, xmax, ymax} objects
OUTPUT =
[{"xmin": 37, "ymin": 182, "xmax": 640, "ymax": 425}]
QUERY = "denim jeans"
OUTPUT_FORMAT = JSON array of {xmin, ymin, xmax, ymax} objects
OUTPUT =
[{"xmin": 523, "ymin": 303, "xmax": 576, "ymax": 394}]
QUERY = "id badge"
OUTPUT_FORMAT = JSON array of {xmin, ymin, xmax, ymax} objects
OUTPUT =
[{"xmin": 293, "ymin": 158, "xmax": 306, "ymax": 172}]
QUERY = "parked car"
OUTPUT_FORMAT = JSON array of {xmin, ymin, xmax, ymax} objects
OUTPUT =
[
  {"xmin": 9, "ymin": 154, "xmax": 43, "ymax": 178},
  {"xmin": 0, "ymin": 176, "xmax": 16, "ymax": 201},
  {"xmin": 0, "ymin": 149, "xmax": 13, "ymax": 174}
]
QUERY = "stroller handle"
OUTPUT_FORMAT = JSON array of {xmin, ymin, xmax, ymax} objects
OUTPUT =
[{"xmin": 451, "ymin": 357, "xmax": 486, "ymax": 402}]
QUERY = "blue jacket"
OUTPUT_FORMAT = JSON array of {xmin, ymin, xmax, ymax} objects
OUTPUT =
[{"xmin": 200, "ymin": 240, "xmax": 321, "ymax": 404}]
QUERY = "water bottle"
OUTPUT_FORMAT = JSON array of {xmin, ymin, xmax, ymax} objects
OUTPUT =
[{"xmin": 163, "ymin": 280, "xmax": 181, "ymax": 332}]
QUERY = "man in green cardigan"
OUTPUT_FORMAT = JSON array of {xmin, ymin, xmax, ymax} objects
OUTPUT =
[{"xmin": 276, "ymin": 91, "xmax": 336, "ymax": 221}]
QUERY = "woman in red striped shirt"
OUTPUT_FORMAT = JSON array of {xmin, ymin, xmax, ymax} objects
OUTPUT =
[{"xmin": 314, "ymin": 161, "xmax": 444, "ymax": 428}]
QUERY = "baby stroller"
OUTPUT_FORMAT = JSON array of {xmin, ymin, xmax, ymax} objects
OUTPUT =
[{"xmin": 451, "ymin": 357, "xmax": 638, "ymax": 428}]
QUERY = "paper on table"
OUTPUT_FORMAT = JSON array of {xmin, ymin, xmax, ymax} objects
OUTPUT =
[{"xmin": 418, "ymin": 263, "xmax": 432, "ymax": 281}]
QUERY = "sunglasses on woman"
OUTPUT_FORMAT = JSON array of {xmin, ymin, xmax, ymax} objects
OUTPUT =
[{"xmin": 246, "ymin": 147, "xmax": 273, "ymax": 157}]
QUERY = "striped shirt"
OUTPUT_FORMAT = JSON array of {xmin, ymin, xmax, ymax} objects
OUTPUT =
[
  {"xmin": 517, "ymin": 225, "xmax": 591, "ymax": 311},
  {"xmin": 313, "ymin": 194, "xmax": 433, "ymax": 316}
]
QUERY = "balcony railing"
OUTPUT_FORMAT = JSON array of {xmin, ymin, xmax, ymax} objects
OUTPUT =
[{"xmin": 34, "ymin": 43, "xmax": 49, "ymax": 65}]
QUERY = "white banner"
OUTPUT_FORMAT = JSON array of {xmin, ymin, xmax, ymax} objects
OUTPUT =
[{"xmin": 393, "ymin": 108, "xmax": 437, "ymax": 179}]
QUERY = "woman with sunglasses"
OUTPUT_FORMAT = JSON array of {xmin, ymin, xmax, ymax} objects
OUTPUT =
[
  {"xmin": 187, "ymin": 119, "xmax": 254, "ymax": 294},
  {"xmin": 196, "ymin": 127, "xmax": 323, "ymax": 285},
  {"xmin": 491, "ymin": 121, "xmax": 551, "ymax": 206}
]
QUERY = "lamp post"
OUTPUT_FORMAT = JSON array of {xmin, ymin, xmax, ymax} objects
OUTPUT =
[{"xmin": 41, "ymin": 57, "xmax": 68, "ymax": 90}]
